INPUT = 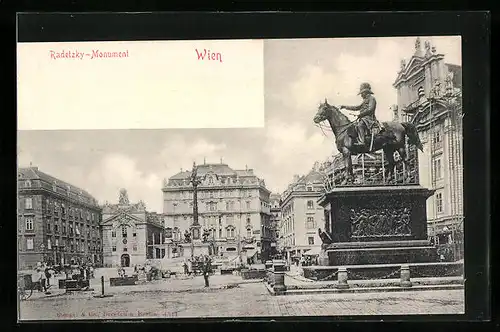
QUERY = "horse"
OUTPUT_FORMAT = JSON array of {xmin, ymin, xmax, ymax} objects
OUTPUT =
[{"xmin": 313, "ymin": 98, "xmax": 423, "ymax": 184}]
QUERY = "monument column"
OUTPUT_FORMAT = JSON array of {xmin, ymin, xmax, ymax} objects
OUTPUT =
[{"xmin": 189, "ymin": 162, "xmax": 203, "ymax": 257}]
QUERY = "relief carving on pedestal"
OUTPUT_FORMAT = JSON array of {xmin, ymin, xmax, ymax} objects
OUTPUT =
[{"xmin": 350, "ymin": 206, "xmax": 411, "ymax": 237}]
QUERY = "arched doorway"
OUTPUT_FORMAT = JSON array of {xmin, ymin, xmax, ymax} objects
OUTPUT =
[{"xmin": 121, "ymin": 254, "xmax": 130, "ymax": 267}]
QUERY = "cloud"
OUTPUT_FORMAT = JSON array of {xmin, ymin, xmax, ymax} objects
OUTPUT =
[
  {"xmin": 17, "ymin": 147, "xmax": 34, "ymax": 167},
  {"xmin": 86, "ymin": 153, "xmax": 162, "ymax": 211},
  {"xmin": 262, "ymin": 120, "xmax": 333, "ymax": 191}
]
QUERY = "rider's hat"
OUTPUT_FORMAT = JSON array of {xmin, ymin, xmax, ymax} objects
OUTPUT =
[{"xmin": 358, "ymin": 82, "xmax": 373, "ymax": 95}]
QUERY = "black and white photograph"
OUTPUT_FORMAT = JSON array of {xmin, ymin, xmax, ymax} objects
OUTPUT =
[{"xmin": 17, "ymin": 34, "xmax": 465, "ymax": 320}]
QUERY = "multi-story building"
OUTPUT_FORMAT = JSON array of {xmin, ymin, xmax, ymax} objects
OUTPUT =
[
  {"xmin": 17, "ymin": 166, "xmax": 102, "ymax": 269},
  {"xmin": 101, "ymin": 189, "xmax": 164, "ymax": 267},
  {"xmin": 393, "ymin": 37, "xmax": 463, "ymax": 260},
  {"xmin": 162, "ymin": 161, "xmax": 272, "ymax": 263},
  {"xmin": 279, "ymin": 168, "xmax": 325, "ymax": 264}
]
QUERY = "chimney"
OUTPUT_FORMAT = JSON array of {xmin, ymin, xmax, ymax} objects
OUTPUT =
[{"xmin": 293, "ymin": 174, "xmax": 300, "ymax": 183}]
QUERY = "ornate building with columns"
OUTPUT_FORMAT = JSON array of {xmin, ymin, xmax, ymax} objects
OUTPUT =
[
  {"xmin": 101, "ymin": 189, "xmax": 164, "ymax": 267},
  {"xmin": 162, "ymin": 161, "xmax": 272, "ymax": 263},
  {"xmin": 393, "ymin": 37, "xmax": 463, "ymax": 260},
  {"xmin": 279, "ymin": 165, "xmax": 325, "ymax": 264},
  {"xmin": 17, "ymin": 166, "xmax": 102, "ymax": 269}
]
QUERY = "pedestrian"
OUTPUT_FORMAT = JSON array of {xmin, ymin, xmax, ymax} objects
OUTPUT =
[
  {"xmin": 44, "ymin": 266, "xmax": 52, "ymax": 287},
  {"xmin": 37, "ymin": 268, "xmax": 47, "ymax": 293},
  {"xmin": 187, "ymin": 259, "xmax": 192, "ymax": 276},
  {"xmin": 202, "ymin": 256, "xmax": 212, "ymax": 287}
]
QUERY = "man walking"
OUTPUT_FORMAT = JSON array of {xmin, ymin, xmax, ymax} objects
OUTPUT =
[{"xmin": 202, "ymin": 256, "xmax": 212, "ymax": 287}]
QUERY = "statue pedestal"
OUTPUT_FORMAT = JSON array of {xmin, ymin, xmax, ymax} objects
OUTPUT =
[
  {"xmin": 179, "ymin": 242, "xmax": 210, "ymax": 258},
  {"xmin": 318, "ymin": 185, "xmax": 437, "ymax": 266}
]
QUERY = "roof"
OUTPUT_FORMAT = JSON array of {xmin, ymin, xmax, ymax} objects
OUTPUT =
[
  {"xmin": 169, "ymin": 163, "xmax": 238, "ymax": 180},
  {"xmin": 18, "ymin": 166, "xmax": 98, "ymax": 203},
  {"xmin": 299, "ymin": 169, "xmax": 324, "ymax": 184}
]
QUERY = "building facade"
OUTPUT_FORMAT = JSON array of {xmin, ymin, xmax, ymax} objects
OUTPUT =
[
  {"xmin": 101, "ymin": 189, "xmax": 164, "ymax": 267},
  {"xmin": 162, "ymin": 161, "xmax": 272, "ymax": 263},
  {"xmin": 393, "ymin": 37, "xmax": 463, "ymax": 260},
  {"xmin": 17, "ymin": 166, "xmax": 102, "ymax": 269},
  {"xmin": 279, "ymin": 168, "xmax": 325, "ymax": 264}
]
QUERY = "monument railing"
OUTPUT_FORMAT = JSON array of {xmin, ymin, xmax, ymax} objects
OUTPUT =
[{"xmin": 321, "ymin": 146, "xmax": 419, "ymax": 191}]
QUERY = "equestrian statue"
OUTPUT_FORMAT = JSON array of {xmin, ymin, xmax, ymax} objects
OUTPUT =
[{"xmin": 313, "ymin": 82, "xmax": 423, "ymax": 184}]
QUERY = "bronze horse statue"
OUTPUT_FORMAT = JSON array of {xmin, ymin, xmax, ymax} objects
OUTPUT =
[{"xmin": 313, "ymin": 98, "xmax": 423, "ymax": 183}]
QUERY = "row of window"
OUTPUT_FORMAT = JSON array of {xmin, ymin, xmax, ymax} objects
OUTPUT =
[
  {"xmin": 112, "ymin": 245, "xmax": 137, "ymax": 252},
  {"xmin": 165, "ymin": 226, "xmax": 253, "ymax": 240},
  {"xmin": 170, "ymin": 189, "xmax": 257, "ymax": 200},
  {"xmin": 111, "ymin": 226, "xmax": 137, "ymax": 238},
  {"xmin": 21, "ymin": 238, "xmax": 100, "ymax": 252},
  {"xmin": 281, "ymin": 216, "xmax": 316, "ymax": 236},
  {"xmin": 172, "ymin": 214, "xmax": 252, "ymax": 227},
  {"xmin": 23, "ymin": 216, "xmax": 100, "ymax": 241}
]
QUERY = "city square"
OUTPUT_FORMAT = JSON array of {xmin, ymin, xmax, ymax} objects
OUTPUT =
[
  {"xmin": 17, "ymin": 36, "xmax": 464, "ymax": 320},
  {"xmin": 19, "ymin": 269, "xmax": 464, "ymax": 320}
]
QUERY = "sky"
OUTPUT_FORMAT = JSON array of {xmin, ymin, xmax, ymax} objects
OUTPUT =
[{"xmin": 17, "ymin": 36, "xmax": 461, "ymax": 212}]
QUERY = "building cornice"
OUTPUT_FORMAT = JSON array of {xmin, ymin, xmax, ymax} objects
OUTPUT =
[{"xmin": 18, "ymin": 187, "xmax": 101, "ymax": 211}]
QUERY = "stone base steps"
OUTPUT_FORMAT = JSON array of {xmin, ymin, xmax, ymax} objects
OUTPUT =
[
  {"xmin": 264, "ymin": 278, "xmax": 464, "ymax": 295},
  {"xmin": 265, "ymin": 281, "xmax": 463, "ymax": 296}
]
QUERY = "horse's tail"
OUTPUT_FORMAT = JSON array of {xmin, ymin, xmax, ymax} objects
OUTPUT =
[{"xmin": 401, "ymin": 122, "xmax": 424, "ymax": 152}]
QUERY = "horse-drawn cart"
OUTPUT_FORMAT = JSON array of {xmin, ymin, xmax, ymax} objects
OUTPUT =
[{"xmin": 17, "ymin": 273, "xmax": 44, "ymax": 300}]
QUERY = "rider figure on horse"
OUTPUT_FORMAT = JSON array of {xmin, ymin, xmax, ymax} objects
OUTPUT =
[{"xmin": 340, "ymin": 82, "xmax": 381, "ymax": 147}]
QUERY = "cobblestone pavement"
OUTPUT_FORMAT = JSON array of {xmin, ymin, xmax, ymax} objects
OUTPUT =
[{"xmin": 19, "ymin": 275, "xmax": 464, "ymax": 320}]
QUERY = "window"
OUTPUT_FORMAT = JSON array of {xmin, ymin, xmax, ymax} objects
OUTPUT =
[
  {"xmin": 433, "ymin": 158, "xmax": 442, "ymax": 180},
  {"xmin": 25, "ymin": 197, "xmax": 33, "ymax": 209},
  {"xmin": 111, "ymin": 230, "xmax": 116, "ymax": 238},
  {"xmin": 308, "ymin": 237, "xmax": 315, "ymax": 245},
  {"xmin": 25, "ymin": 180, "xmax": 31, "ymax": 188},
  {"xmin": 432, "ymin": 130, "xmax": 443, "ymax": 150},
  {"xmin": 26, "ymin": 238, "xmax": 34, "ymax": 250},
  {"xmin": 307, "ymin": 186, "xmax": 313, "ymax": 191},
  {"xmin": 133, "ymin": 245, "xmax": 137, "ymax": 251},
  {"xmin": 47, "ymin": 221, "xmax": 51, "ymax": 232},
  {"xmin": 246, "ymin": 201, "xmax": 251, "ymax": 209},
  {"xmin": 307, "ymin": 200, "xmax": 314, "ymax": 209},
  {"xmin": 246, "ymin": 228, "xmax": 252, "ymax": 238},
  {"xmin": 25, "ymin": 217, "xmax": 34, "ymax": 231},
  {"xmin": 209, "ymin": 190, "xmax": 214, "ymax": 197},
  {"xmin": 306, "ymin": 217, "xmax": 315, "ymax": 229},
  {"xmin": 208, "ymin": 177, "xmax": 214, "ymax": 185},
  {"xmin": 436, "ymin": 193, "xmax": 443, "ymax": 213},
  {"xmin": 54, "ymin": 224, "xmax": 59, "ymax": 233},
  {"xmin": 133, "ymin": 231, "xmax": 137, "ymax": 237},
  {"xmin": 219, "ymin": 229, "xmax": 222, "ymax": 238},
  {"xmin": 226, "ymin": 227, "xmax": 235, "ymax": 238},
  {"xmin": 123, "ymin": 247, "xmax": 128, "ymax": 252},
  {"xmin": 246, "ymin": 216, "xmax": 251, "ymax": 225},
  {"xmin": 121, "ymin": 226, "xmax": 127, "ymax": 237},
  {"xmin": 112, "ymin": 245, "xmax": 117, "ymax": 252}
]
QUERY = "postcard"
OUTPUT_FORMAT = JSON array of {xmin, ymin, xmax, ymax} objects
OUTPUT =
[{"xmin": 17, "ymin": 15, "xmax": 465, "ymax": 320}]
